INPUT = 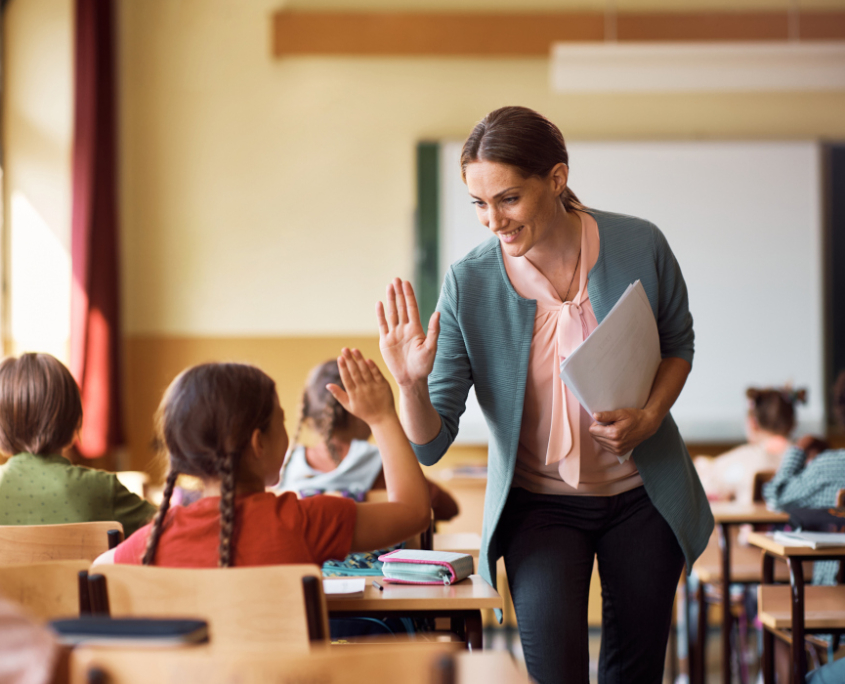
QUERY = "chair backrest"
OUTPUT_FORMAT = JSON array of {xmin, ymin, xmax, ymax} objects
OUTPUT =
[
  {"xmin": 752, "ymin": 470, "xmax": 777, "ymax": 504},
  {"xmin": 70, "ymin": 643, "xmax": 461, "ymax": 684},
  {"xmin": 0, "ymin": 522, "xmax": 124, "ymax": 565},
  {"xmin": 87, "ymin": 564, "xmax": 328, "ymax": 650},
  {"xmin": 837, "ymin": 488, "xmax": 845, "ymax": 508},
  {"xmin": 0, "ymin": 559, "xmax": 90, "ymax": 622}
]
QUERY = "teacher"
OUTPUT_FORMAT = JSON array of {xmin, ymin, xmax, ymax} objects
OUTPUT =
[{"xmin": 377, "ymin": 106, "xmax": 713, "ymax": 683}]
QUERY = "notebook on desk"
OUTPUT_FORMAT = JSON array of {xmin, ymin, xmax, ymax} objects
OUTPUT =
[{"xmin": 773, "ymin": 531, "xmax": 845, "ymax": 549}]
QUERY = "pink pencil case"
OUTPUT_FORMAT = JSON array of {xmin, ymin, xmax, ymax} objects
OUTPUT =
[{"xmin": 378, "ymin": 550, "xmax": 474, "ymax": 586}]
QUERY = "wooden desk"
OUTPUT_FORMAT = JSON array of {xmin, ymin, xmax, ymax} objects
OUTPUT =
[
  {"xmin": 702, "ymin": 504, "xmax": 789, "ymax": 684},
  {"xmin": 748, "ymin": 531, "xmax": 845, "ymax": 684},
  {"xmin": 326, "ymin": 575, "xmax": 502, "ymax": 650}
]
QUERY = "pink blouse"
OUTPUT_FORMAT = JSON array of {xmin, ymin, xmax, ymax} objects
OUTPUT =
[{"xmin": 504, "ymin": 212, "xmax": 643, "ymax": 496}]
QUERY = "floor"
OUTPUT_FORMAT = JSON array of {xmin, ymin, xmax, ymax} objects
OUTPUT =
[{"xmin": 483, "ymin": 625, "xmax": 761, "ymax": 684}]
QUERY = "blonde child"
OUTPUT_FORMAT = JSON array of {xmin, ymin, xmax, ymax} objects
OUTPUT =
[
  {"xmin": 0, "ymin": 353, "xmax": 155, "ymax": 535},
  {"xmin": 94, "ymin": 349, "xmax": 430, "ymax": 567}
]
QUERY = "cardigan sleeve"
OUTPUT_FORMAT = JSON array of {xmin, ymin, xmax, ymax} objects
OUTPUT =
[
  {"xmin": 651, "ymin": 225, "xmax": 695, "ymax": 366},
  {"xmin": 411, "ymin": 267, "xmax": 474, "ymax": 467}
]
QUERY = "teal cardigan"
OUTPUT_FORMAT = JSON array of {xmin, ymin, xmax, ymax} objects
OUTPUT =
[{"xmin": 413, "ymin": 209, "xmax": 714, "ymax": 592}]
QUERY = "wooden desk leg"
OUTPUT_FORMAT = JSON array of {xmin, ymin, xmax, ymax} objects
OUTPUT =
[
  {"xmin": 464, "ymin": 610, "xmax": 483, "ymax": 651},
  {"xmin": 718, "ymin": 522, "xmax": 732, "ymax": 684},
  {"xmin": 788, "ymin": 558, "xmax": 807, "ymax": 684},
  {"xmin": 762, "ymin": 553, "xmax": 775, "ymax": 684}
]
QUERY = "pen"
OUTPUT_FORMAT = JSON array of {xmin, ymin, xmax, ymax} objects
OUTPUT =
[{"xmin": 373, "ymin": 580, "xmax": 384, "ymax": 591}]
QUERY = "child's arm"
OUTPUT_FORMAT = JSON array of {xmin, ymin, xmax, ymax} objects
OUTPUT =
[{"xmin": 327, "ymin": 348, "xmax": 431, "ymax": 553}]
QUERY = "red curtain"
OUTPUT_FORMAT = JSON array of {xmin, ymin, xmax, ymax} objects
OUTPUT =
[{"xmin": 70, "ymin": 0, "xmax": 123, "ymax": 459}]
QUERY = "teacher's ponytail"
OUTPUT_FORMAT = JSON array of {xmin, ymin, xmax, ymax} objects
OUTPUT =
[{"xmin": 460, "ymin": 106, "xmax": 586, "ymax": 213}]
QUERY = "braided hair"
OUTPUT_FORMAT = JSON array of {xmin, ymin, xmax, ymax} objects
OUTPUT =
[
  {"xmin": 287, "ymin": 360, "xmax": 350, "ymax": 467},
  {"xmin": 143, "ymin": 363, "xmax": 276, "ymax": 567}
]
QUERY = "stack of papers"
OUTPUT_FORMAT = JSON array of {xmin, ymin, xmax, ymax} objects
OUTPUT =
[
  {"xmin": 559, "ymin": 280, "xmax": 661, "ymax": 463},
  {"xmin": 773, "ymin": 531, "xmax": 845, "ymax": 549},
  {"xmin": 322, "ymin": 578, "xmax": 366, "ymax": 597}
]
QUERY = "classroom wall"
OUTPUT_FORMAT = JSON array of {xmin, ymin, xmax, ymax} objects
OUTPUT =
[
  {"xmin": 2, "ymin": 0, "xmax": 73, "ymax": 362},
  {"xmin": 5, "ymin": 0, "xmax": 845, "ymax": 472},
  {"xmin": 117, "ymin": 0, "xmax": 845, "ymax": 473}
]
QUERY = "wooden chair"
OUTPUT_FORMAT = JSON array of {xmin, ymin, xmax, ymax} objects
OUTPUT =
[
  {"xmin": 70, "ymin": 643, "xmax": 464, "ymax": 684},
  {"xmin": 752, "ymin": 470, "xmax": 777, "ymax": 504},
  {"xmin": 85, "ymin": 564, "xmax": 329, "ymax": 650},
  {"xmin": 0, "ymin": 522, "xmax": 124, "ymax": 565},
  {"xmin": 0, "ymin": 559, "xmax": 92, "ymax": 621}
]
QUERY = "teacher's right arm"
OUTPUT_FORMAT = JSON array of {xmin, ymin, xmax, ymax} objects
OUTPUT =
[{"xmin": 377, "ymin": 272, "xmax": 473, "ymax": 466}]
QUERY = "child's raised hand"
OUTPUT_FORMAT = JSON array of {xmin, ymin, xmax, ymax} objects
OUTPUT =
[{"xmin": 326, "ymin": 348, "xmax": 396, "ymax": 426}]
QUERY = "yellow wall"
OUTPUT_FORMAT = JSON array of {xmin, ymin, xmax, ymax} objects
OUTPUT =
[
  {"xmin": 118, "ymin": 0, "xmax": 845, "ymax": 338},
  {"xmin": 2, "ymin": 0, "xmax": 72, "ymax": 361},
  {"xmin": 6, "ymin": 0, "xmax": 845, "ymax": 471}
]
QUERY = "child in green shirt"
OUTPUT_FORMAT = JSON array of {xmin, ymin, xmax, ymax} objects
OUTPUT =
[{"xmin": 0, "ymin": 353, "xmax": 154, "ymax": 535}]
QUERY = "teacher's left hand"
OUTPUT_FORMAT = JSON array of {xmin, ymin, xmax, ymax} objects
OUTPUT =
[{"xmin": 589, "ymin": 409, "xmax": 659, "ymax": 456}]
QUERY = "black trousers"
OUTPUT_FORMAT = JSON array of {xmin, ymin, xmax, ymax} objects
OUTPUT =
[{"xmin": 498, "ymin": 485, "xmax": 685, "ymax": 684}]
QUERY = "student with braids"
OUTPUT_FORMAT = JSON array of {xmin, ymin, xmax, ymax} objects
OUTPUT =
[
  {"xmin": 93, "ymin": 348, "xmax": 431, "ymax": 567},
  {"xmin": 278, "ymin": 359, "xmax": 458, "ymax": 521},
  {"xmin": 694, "ymin": 386, "xmax": 806, "ymax": 505}
]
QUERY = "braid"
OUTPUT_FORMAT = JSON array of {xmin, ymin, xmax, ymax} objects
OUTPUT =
[
  {"xmin": 291, "ymin": 392, "xmax": 308, "ymax": 452},
  {"xmin": 320, "ymin": 400, "xmax": 344, "ymax": 466},
  {"xmin": 279, "ymin": 393, "xmax": 309, "ymax": 485},
  {"xmin": 142, "ymin": 470, "xmax": 179, "ymax": 565},
  {"xmin": 218, "ymin": 452, "xmax": 238, "ymax": 568}
]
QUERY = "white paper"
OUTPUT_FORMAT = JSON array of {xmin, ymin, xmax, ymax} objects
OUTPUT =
[
  {"xmin": 559, "ymin": 280, "xmax": 662, "ymax": 463},
  {"xmin": 322, "ymin": 578, "xmax": 366, "ymax": 597}
]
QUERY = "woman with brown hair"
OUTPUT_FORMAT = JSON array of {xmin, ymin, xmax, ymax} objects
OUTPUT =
[
  {"xmin": 0, "ymin": 353, "xmax": 154, "ymax": 535},
  {"xmin": 376, "ymin": 107, "xmax": 712, "ymax": 683}
]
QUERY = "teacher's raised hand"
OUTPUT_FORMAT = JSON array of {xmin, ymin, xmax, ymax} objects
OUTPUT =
[{"xmin": 376, "ymin": 279, "xmax": 440, "ymax": 387}]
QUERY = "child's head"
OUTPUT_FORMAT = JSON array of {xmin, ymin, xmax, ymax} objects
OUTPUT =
[
  {"xmin": 144, "ymin": 362, "xmax": 284, "ymax": 567},
  {"xmin": 291, "ymin": 359, "xmax": 371, "ymax": 463},
  {"xmin": 0, "ymin": 353, "xmax": 82, "ymax": 457},
  {"xmin": 745, "ymin": 386, "xmax": 806, "ymax": 440}
]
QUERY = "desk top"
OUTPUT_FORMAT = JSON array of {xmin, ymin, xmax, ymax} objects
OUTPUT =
[
  {"xmin": 758, "ymin": 585, "xmax": 845, "ymax": 629},
  {"xmin": 326, "ymin": 575, "xmax": 503, "ymax": 612},
  {"xmin": 433, "ymin": 533, "xmax": 482, "ymax": 555},
  {"xmin": 710, "ymin": 502, "xmax": 790, "ymax": 524},
  {"xmin": 748, "ymin": 531, "xmax": 845, "ymax": 558}
]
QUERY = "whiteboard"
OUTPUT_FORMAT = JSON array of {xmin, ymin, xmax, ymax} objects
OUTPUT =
[{"xmin": 438, "ymin": 140, "xmax": 824, "ymax": 444}]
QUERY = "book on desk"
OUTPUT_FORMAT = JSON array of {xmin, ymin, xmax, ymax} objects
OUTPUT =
[{"xmin": 773, "ymin": 531, "xmax": 845, "ymax": 549}]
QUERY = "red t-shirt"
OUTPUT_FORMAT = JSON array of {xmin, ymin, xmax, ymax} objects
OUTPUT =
[{"xmin": 114, "ymin": 491, "xmax": 356, "ymax": 567}]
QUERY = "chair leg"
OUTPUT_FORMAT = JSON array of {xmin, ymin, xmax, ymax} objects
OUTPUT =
[
  {"xmin": 86, "ymin": 667, "xmax": 108, "ymax": 684},
  {"xmin": 301, "ymin": 576, "xmax": 326, "ymax": 642},
  {"xmin": 106, "ymin": 529, "xmax": 124, "ymax": 550},
  {"xmin": 78, "ymin": 570, "xmax": 91, "ymax": 615},
  {"xmin": 431, "ymin": 654, "xmax": 455, "ymax": 684},
  {"xmin": 87, "ymin": 574, "xmax": 110, "ymax": 616},
  {"xmin": 696, "ymin": 581, "xmax": 708, "ymax": 684}
]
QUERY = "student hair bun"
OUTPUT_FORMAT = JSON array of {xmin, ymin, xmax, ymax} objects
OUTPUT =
[{"xmin": 745, "ymin": 385, "xmax": 805, "ymax": 437}]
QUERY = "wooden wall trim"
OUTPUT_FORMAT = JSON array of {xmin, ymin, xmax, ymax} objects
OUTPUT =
[{"xmin": 273, "ymin": 10, "xmax": 845, "ymax": 57}]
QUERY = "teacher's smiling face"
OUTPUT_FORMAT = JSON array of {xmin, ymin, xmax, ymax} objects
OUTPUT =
[{"xmin": 465, "ymin": 159, "xmax": 570, "ymax": 258}]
